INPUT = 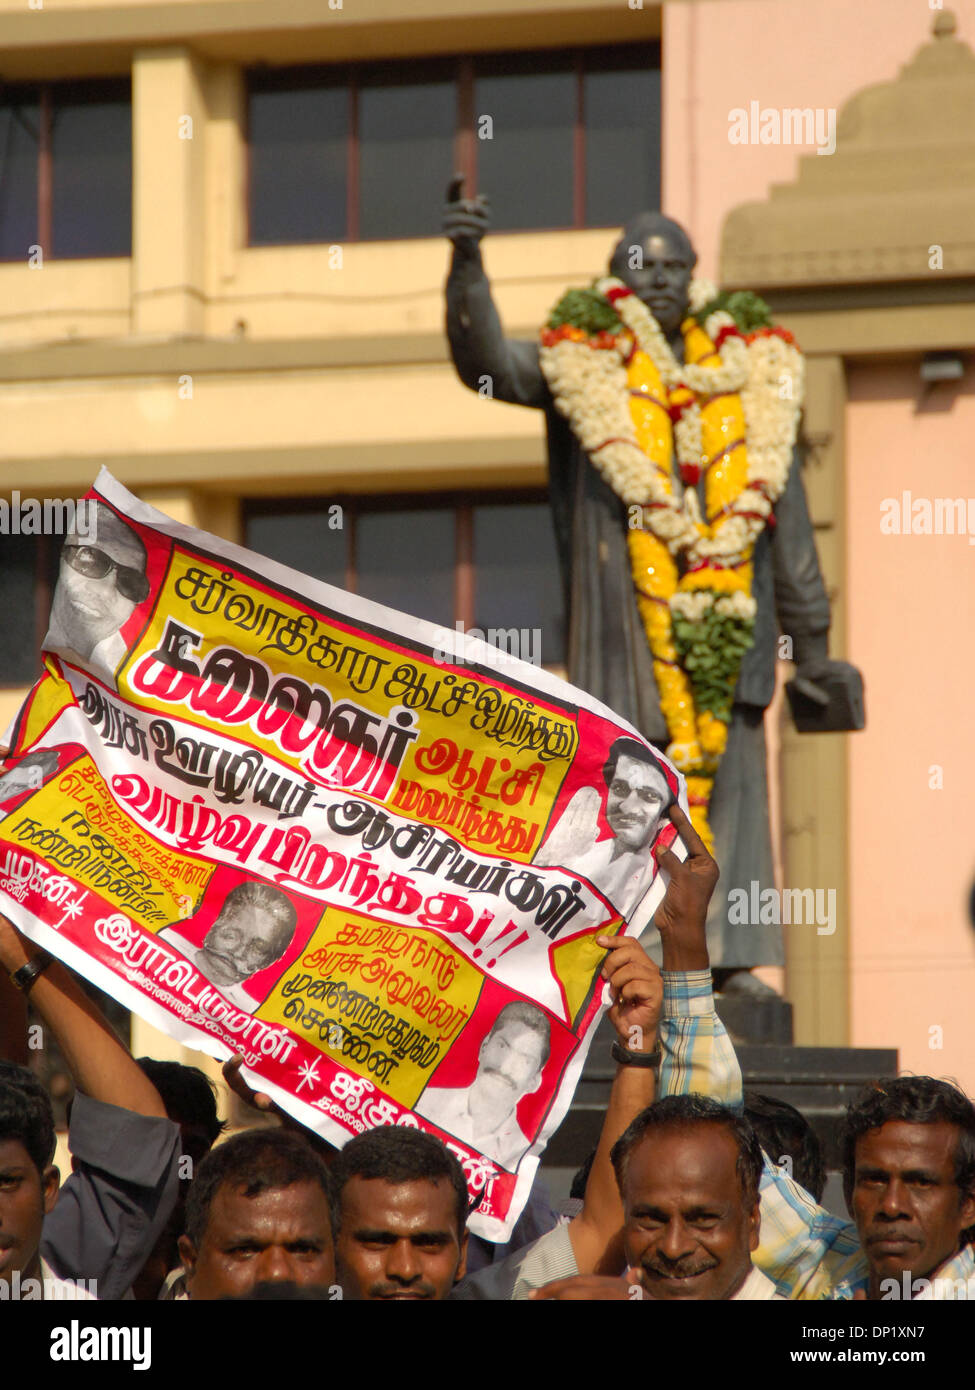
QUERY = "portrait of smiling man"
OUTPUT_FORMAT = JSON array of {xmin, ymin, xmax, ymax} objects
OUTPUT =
[
  {"xmin": 612, "ymin": 1093, "xmax": 780, "ymax": 1301},
  {"xmin": 331, "ymin": 1127, "xmax": 468, "ymax": 1301},
  {"xmin": 537, "ymin": 737, "xmax": 673, "ymax": 921},
  {"xmin": 45, "ymin": 502, "xmax": 150, "ymax": 685},
  {"xmin": 416, "ymin": 1001, "xmax": 550, "ymax": 1170},
  {"xmin": 160, "ymin": 881, "xmax": 298, "ymax": 1013}
]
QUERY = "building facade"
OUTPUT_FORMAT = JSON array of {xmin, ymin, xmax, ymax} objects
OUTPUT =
[{"xmin": 1, "ymin": 0, "xmax": 973, "ymax": 1104}]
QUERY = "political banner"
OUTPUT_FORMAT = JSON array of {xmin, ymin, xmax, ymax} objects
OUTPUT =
[{"xmin": 0, "ymin": 469, "xmax": 685, "ymax": 1240}]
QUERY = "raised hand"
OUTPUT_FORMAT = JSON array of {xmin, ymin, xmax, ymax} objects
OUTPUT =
[
  {"xmin": 443, "ymin": 174, "xmax": 491, "ymax": 257},
  {"xmin": 594, "ymin": 931, "xmax": 662, "ymax": 1053},
  {"xmin": 653, "ymin": 804, "xmax": 719, "ymax": 971}
]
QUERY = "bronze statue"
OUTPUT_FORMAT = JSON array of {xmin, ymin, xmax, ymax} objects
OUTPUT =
[{"xmin": 443, "ymin": 180, "xmax": 863, "ymax": 992}]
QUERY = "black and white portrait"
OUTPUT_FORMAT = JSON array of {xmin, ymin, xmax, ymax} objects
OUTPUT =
[
  {"xmin": 45, "ymin": 502, "xmax": 150, "ymax": 685},
  {"xmin": 416, "ymin": 1001, "xmax": 551, "ymax": 1170},
  {"xmin": 160, "ymin": 880, "xmax": 298, "ymax": 1013},
  {"xmin": 536, "ymin": 737, "xmax": 674, "ymax": 920}
]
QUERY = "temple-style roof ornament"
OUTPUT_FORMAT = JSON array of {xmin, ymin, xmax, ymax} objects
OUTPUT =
[{"xmin": 721, "ymin": 11, "xmax": 975, "ymax": 287}]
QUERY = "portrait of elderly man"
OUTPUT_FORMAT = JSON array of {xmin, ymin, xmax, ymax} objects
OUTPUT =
[
  {"xmin": 536, "ymin": 737, "xmax": 673, "ymax": 921},
  {"xmin": 160, "ymin": 881, "xmax": 298, "ymax": 1013},
  {"xmin": 44, "ymin": 501, "xmax": 150, "ymax": 685},
  {"xmin": 416, "ymin": 1001, "xmax": 551, "ymax": 1171},
  {"xmin": 0, "ymin": 751, "xmax": 60, "ymax": 820}
]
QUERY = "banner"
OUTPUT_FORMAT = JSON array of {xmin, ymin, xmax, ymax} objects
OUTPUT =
[{"xmin": 0, "ymin": 470, "xmax": 686, "ymax": 1240}]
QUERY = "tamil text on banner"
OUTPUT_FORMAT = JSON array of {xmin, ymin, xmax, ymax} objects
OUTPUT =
[{"xmin": 0, "ymin": 470, "xmax": 686, "ymax": 1241}]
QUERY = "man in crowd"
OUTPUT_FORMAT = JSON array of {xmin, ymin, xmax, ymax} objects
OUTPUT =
[
  {"xmin": 592, "ymin": 816, "xmax": 975, "ymax": 1301},
  {"xmin": 178, "ymin": 1128, "xmax": 336, "ymax": 1300},
  {"xmin": 614, "ymin": 1094, "xmax": 779, "ymax": 1300},
  {"xmin": 0, "ymin": 911, "xmax": 180, "ymax": 1300},
  {"xmin": 160, "ymin": 880, "xmax": 298, "ymax": 1013},
  {"xmin": 532, "ymin": 811, "xmax": 780, "ymax": 1301},
  {"xmin": 330, "ymin": 1127, "xmax": 469, "ymax": 1300},
  {"xmin": 416, "ymin": 1001, "xmax": 551, "ymax": 1169}
]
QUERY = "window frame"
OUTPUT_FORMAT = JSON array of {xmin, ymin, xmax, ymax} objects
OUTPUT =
[{"xmin": 244, "ymin": 40, "xmax": 661, "ymax": 245}]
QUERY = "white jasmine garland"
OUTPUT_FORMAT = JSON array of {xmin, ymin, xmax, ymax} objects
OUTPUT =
[{"xmin": 538, "ymin": 278, "xmax": 804, "ymax": 567}]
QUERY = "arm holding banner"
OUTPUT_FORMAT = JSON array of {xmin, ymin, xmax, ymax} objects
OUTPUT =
[
  {"xmin": 0, "ymin": 913, "xmax": 168, "ymax": 1118},
  {"xmin": 651, "ymin": 822, "xmax": 867, "ymax": 1300},
  {"xmin": 0, "ymin": 912, "xmax": 181, "ymax": 1300}
]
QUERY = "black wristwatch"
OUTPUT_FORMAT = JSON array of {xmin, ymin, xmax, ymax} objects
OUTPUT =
[
  {"xmin": 611, "ymin": 1039, "xmax": 661, "ymax": 1069},
  {"xmin": 9, "ymin": 950, "xmax": 54, "ymax": 993}
]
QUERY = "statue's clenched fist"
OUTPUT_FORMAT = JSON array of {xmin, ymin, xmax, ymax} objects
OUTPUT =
[{"xmin": 443, "ymin": 174, "xmax": 491, "ymax": 256}]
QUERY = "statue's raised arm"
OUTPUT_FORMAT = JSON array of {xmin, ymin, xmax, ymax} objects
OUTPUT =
[{"xmin": 443, "ymin": 175, "xmax": 548, "ymax": 409}]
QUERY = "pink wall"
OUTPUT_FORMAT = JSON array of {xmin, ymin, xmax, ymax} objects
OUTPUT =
[
  {"xmin": 663, "ymin": 0, "xmax": 956, "ymax": 279},
  {"xmin": 846, "ymin": 362, "xmax": 975, "ymax": 1095},
  {"xmin": 663, "ymin": 0, "xmax": 975, "ymax": 1093}
]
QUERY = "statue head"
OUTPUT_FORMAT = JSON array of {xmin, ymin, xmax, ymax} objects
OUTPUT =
[{"xmin": 608, "ymin": 213, "xmax": 697, "ymax": 339}]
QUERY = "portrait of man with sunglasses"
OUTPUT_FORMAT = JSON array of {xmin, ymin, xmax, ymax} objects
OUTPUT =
[
  {"xmin": 535, "ymin": 737, "xmax": 674, "ymax": 923},
  {"xmin": 45, "ymin": 502, "xmax": 150, "ymax": 686}
]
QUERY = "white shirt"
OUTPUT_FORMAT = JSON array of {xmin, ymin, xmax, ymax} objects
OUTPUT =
[{"xmin": 732, "ymin": 1265, "xmax": 785, "ymax": 1301}]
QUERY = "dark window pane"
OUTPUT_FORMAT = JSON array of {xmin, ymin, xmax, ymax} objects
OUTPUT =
[
  {"xmin": 356, "ymin": 509, "xmax": 454, "ymax": 628},
  {"xmin": 51, "ymin": 81, "xmax": 131, "ymax": 258},
  {"xmin": 249, "ymin": 73, "xmax": 347, "ymax": 245},
  {"xmin": 0, "ymin": 94, "xmax": 39, "ymax": 260},
  {"xmin": 475, "ymin": 60, "xmax": 574, "ymax": 231},
  {"xmin": 358, "ymin": 71, "xmax": 455, "ymax": 240},
  {"xmin": 0, "ymin": 534, "xmax": 40, "ymax": 685},
  {"xmin": 473, "ymin": 503, "xmax": 565, "ymax": 665},
  {"xmin": 246, "ymin": 507, "xmax": 348, "ymax": 592},
  {"xmin": 584, "ymin": 62, "xmax": 661, "ymax": 227}
]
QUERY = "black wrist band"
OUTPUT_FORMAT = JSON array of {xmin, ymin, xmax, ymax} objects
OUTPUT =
[
  {"xmin": 611, "ymin": 1039, "xmax": 661, "ymax": 1068},
  {"xmin": 9, "ymin": 950, "xmax": 54, "ymax": 994}
]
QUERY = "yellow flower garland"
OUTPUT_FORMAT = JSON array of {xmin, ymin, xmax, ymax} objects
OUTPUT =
[
  {"xmin": 539, "ymin": 283, "xmax": 803, "ymax": 856},
  {"xmin": 624, "ymin": 322, "xmax": 758, "ymax": 852}
]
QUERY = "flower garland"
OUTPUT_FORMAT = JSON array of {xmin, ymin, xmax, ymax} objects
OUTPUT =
[{"xmin": 539, "ymin": 278, "xmax": 804, "ymax": 851}]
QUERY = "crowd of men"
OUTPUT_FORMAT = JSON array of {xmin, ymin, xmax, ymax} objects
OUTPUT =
[{"xmin": 2, "ymin": 804, "xmax": 973, "ymax": 1303}]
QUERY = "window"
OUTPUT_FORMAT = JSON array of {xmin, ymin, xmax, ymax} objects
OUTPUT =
[
  {"xmin": 0, "ymin": 79, "xmax": 131, "ymax": 261},
  {"xmin": 0, "ymin": 532, "xmax": 60, "ymax": 687},
  {"xmin": 246, "ymin": 43, "xmax": 660, "ymax": 243},
  {"xmin": 244, "ymin": 492, "xmax": 566, "ymax": 666}
]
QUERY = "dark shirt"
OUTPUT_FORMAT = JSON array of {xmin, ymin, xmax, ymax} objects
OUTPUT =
[{"xmin": 40, "ymin": 1091, "xmax": 181, "ymax": 1301}]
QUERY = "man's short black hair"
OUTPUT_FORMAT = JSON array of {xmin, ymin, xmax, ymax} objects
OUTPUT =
[
  {"xmin": 329, "ymin": 1126, "xmax": 469, "ymax": 1239},
  {"xmin": 601, "ymin": 737, "xmax": 673, "ymax": 804},
  {"xmin": 137, "ymin": 1058, "xmax": 225, "ymax": 1146},
  {"xmin": 611, "ymin": 1093, "xmax": 764, "ymax": 1207},
  {"xmin": 745, "ymin": 1091, "xmax": 825, "ymax": 1203},
  {"xmin": 484, "ymin": 1000, "xmax": 551, "ymax": 1071},
  {"xmin": 842, "ymin": 1075, "xmax": 975, "ymax": 1234},
  {"xmin": 0, "ymin": 1062, "xmax": 56, "ymax": 1176},
  {"xmin": 184, "ymin": 1128, "xmax": 332, "ymax": 1248}
]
